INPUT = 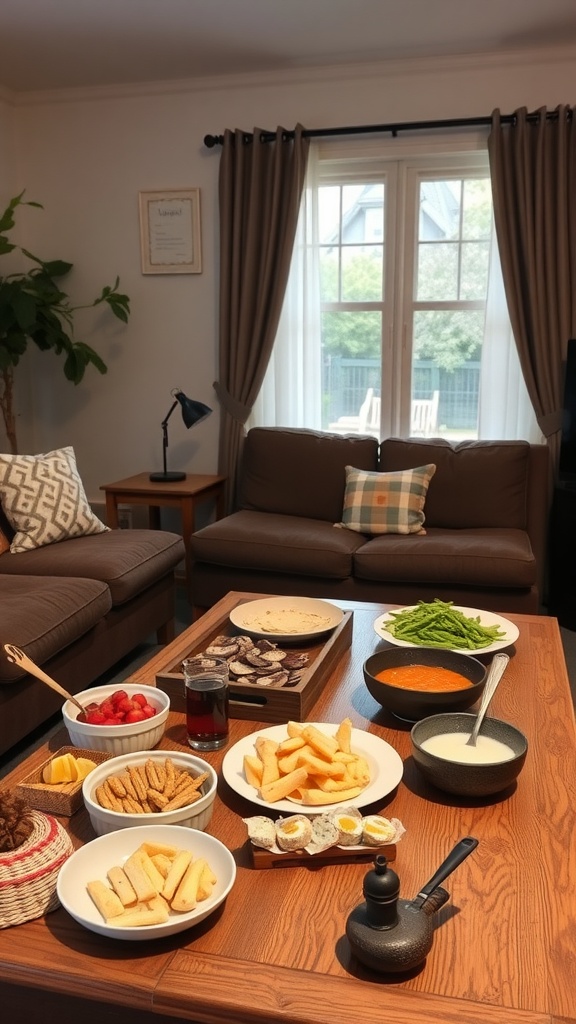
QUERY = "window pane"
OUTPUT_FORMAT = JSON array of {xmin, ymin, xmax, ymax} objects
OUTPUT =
[
  {"xmin": 417, "ymin": 242, "xmax": 459, "ymax": 300},
  {"xmin": 412, "ymin": 309, "xmax": 483, "ymax": 438},
  {"xmin": 460, "ymin": 241, "xmax": 490, "ymax": 299},
  {"xmin": 342, "ymin": 246, "xmax": 383, "ymax": 301},
  {"xmin": 419, "ymin": 180, "xmax": 461, "ymax": 240},
  {"xmin": 322, "ymin": 311, "xmax": 381, "ymax": 428},
  {"xmin": 319, "ymin": 246, "xmax": 339, "ymax": 302},
  {"xmin": 319, "ymin": 186, "xmax": 341, "ymax": 244},
  {"xmin": 462, "ymin": 179, "xmax": 491, "ymax": 238}
]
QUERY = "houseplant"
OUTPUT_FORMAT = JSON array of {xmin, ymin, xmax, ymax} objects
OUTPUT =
[{"xmin": 0, "ymin": 191, "xmax": 130, "ymax": 453}]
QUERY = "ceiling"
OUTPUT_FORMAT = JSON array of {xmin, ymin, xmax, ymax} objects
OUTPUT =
[{"xmin": 1, "ymin": 0, "xmax": 576, "ymax": 94}]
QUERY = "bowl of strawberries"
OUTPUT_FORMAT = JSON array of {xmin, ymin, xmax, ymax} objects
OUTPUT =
[{"xmin": 62, "ymin": 684, "xmax": 170, "ymax": 755}]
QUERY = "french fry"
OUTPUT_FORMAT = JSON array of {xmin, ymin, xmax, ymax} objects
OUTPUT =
[
  {"xmin": 243, "ymin": 754, "xmax": 264, "ymax": 789},
  {"xmin": 302, "ymin": 724, "xmax": 339, "ymax": 760},
  {"xmin": 278, "ymin": 743, "xmax": 314, "ymax": 775},
  {"xmin": 244, "ymin": 720, "xmax": 371, "ymax": 806},
  {"xmin": 335, "ymin": 717, "xmax": 353, "ymax": 754},
  {"xmin": 297, "ymin": 750, "xmax": 346, "ymax": 778},
  {"xmin": 260, "ymin": 766, "xmax": 309, "ymax": 803},
  {"xmin": 255, "ymin": 738, "xmax": 281, "ymax": 788},
  {"xmin": 286, "ymin": 721, "xmax": 304, "ymax": 738},
  {"xmin": 277, "ymin": 736, "xmax": 306, "ymax": 754},
  {"xmin": 299, "ymin": 785, "xmax": 362, "ymax": 806}
]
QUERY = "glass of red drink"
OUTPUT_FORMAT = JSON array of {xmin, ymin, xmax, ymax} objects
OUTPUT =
[{"xmin": 183, "ymin": 656, "xmax": 229, "ymax": 751}]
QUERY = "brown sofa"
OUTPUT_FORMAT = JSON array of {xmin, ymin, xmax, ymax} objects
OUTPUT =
[
  {"xmin": 0, "ymin": 525, "xmax": 185, "ymax": 758},
  {"xmin": 190, "ymin": 427, "xmax": 550, "ymax": 617}
]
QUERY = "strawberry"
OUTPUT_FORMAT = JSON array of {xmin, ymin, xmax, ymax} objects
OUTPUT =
[
  {"xmin": 140, "ymin": 703, "xmax": 157, "ymax": 719},
  {"xmin": 109, "ymin": 689, "xmax": 128, "ymax": 706},
  {"xmin": 117, "ymin": 697, "xmax": 137, "ymax": 714},
  {"xmin": 86, "ymin": 710, "xmax": 107, "ymax": 725},
  {"xmin": 131, "ymin": 693, "xmax": 148, "ymax": 708},
  {"xmin": 124, "ymin": 708, "xmax": 146, "ymax": 723}
]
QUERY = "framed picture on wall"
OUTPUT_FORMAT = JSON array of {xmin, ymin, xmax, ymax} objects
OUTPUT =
[{"xmin": 138, "ymin": 188, "xmax": 202, "ymax": 274}]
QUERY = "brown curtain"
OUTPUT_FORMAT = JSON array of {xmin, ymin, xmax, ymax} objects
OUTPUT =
[
  {"xmin": 214, "ymin": 125, "xmax": 309, "ymax": 508},
  {"xmin": 488, "ymin": 106, "xmax": 576, "ymax": 477}
]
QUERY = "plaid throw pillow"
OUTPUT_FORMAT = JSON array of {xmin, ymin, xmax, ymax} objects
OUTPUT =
[
  {"xmin": 339, "ymin": 463, "xmax": 436, "ymax": 535},
  {"xmin": 0, "ymin": 446, "xmax": 109, "ymax": 553}
]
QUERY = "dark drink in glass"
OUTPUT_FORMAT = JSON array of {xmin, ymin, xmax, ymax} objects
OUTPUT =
[{"xmin": 183, "ymin": 656, "xmax": 229, "ymax": 751}]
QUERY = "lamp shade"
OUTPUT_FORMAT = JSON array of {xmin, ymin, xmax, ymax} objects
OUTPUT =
[
  {"xmin": 150, "ymin": 388, "xmax": 212, "ymax": 482},
  {"xmin": 175, "ymin": 392, "xmax": 212, "ymax": 429}
]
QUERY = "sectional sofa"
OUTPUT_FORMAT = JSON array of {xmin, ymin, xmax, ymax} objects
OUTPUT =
[
  {"xmin": 0, "ymin": 523, "xmax": 184, "ymax": 758},
  {"xmin": 190, "ymin": 427, "xmax": 550, "ymax": 618}
]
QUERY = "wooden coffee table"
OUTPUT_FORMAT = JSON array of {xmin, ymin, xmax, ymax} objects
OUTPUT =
[{"xmin": 1, "ymin": 593, "xmax": 575, "ymax": 1024}]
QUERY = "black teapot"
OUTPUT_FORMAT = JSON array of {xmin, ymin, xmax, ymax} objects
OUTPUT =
[{"xmin": 345, "ymin": 836, "xmax": 478, "ymax": 973}]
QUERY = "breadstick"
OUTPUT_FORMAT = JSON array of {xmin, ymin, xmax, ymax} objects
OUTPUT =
[
  {"xmin": 171, "ymin": 857, "xmax": 207, "ymax": 913},
  {"xmin": 123, "ymin": 852, "xmax": 158, "ymax": 901},
  {"xmin": 299, "ymin": 785, "xmax": 362, "ymax": 806},
  {"xmin": 107, "ymin": 866, "xmax": 137, "ymax": 907},
  {"xmin": 162, "ymin": 785, "xmax": 201, "ymax": 812},
  {"xmin": 87, "ymin": 880, "xmax": 125, "ymax": 920},
  {"xmin": 161, "ymin": 849, "xmax": 193, "ymax": 901}
]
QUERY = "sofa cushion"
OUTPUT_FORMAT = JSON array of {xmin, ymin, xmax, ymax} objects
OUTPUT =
[
  {"xmin": 379, "ymin": 438, "xmax": 530, "ymax": 529},
  {"xmin": 0, "ymin": 575, "xmax": 112, "ymax": 684},
  {"xmin": 353, "ymin": 527, "xmax": 536, "ymax": 588},
  {"xmin": 0, "ymin": 446, "xmax": 108, "ymax": 552},
  {"xmin": 340, "ymin": 463, "xmax": 436, "ymax": 535},
  {"xmin": 191, "ymin": 510, "xmax": 366, "ymax": 578},
  {"xmin": 240, "ymin": 427, "xmax": 379, "ymax": 522},
  {"xmin": 0, "ymin": 529, "xmax": 184, "ymax": 605}
]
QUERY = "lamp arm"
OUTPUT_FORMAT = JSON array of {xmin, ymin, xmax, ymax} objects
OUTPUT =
[{"xmin": 160, "ymin": 400, "xmax": 178, "ymax": 476}]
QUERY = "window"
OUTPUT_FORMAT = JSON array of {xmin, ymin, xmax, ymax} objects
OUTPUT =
[{"xmin": 252, "ymin": 138, "xmax": 540, "ymax": 444}]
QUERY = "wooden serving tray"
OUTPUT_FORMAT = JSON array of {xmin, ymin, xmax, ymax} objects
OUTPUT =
[
  {"xmin": 250, "ymin": 842, "xmax": 396, "ymax": 869},
  {"xmin": 155, "ymin": 607, "xmax": 354, "ymax": 723}
]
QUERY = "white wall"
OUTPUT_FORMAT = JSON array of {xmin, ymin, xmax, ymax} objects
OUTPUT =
[{"xmin": 3, "ymin": 45, "xmax": 576, "ymax": 501}]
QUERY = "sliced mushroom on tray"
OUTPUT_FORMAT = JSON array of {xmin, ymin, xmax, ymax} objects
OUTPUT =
[{"xmin": 193, "ymin": 633, "xmax": 309, "ymax": 687}]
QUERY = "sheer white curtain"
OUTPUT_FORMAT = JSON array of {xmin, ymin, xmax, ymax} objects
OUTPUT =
[
  {"xmin": 479, "ymin": 225, "xmax": 543, "ymax": 442},
  {"xmin": 249, "ymin": 147, "xmax": 322, "ymax": 429},
  {"xmin": 252, "ymin": 141, "xmax": 542, "ymax": 444}
]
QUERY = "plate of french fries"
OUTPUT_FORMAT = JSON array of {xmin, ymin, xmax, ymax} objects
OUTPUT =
[
  {"xmin": 56, "ymin": 824, "xmax": 236, "ymax": 939},
  {"xmin": 221, "ymin": 719, "xmax": 403, "ymax": 813}
]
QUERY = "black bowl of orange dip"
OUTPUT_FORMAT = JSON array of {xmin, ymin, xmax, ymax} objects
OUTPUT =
[{"xmin": 363, "ymin": 648, "xmax": 487, "ymax": 723}]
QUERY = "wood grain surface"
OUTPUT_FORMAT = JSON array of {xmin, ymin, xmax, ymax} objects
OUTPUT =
[{"xmin": 0, "ymin": 593, "xmax": 574, "ymax": 1024}]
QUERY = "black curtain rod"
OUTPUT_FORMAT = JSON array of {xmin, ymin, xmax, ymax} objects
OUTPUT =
[{"xmin": 203, "ymin": 109, "xmax": 568, "ymax": 148}]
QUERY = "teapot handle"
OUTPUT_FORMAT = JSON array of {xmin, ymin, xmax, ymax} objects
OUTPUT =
[{"xmin": 409, "ymin": 836, "xmax": 478, "ymax": 911}]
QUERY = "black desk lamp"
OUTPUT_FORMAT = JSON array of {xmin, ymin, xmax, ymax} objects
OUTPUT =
[{"xmin": 149, "ymin": 388, "xmax": 212, "ymax": 482}]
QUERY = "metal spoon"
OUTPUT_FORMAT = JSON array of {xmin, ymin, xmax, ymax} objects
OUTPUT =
[
  {"xmin": 466, "ymin": 651, "xmax": 510, "ymax": 746},
  {"xmin": 3, "ymin": 643, "xmax": 86, "ymax": 714}
]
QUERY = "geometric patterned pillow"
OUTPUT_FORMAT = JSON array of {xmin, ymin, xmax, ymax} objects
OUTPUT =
[
  {"xmin": 339, "ymin": 463, "xmax": 436, "ymax": 536},
  {"xmin": 0, "ymin": 446, "xmax": 109, "ymax": 553}
]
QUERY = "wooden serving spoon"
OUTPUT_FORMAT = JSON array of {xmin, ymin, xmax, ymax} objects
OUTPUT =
[{"xmin": 3, "ymin": 643, "xmax": 86, "ymax": 715}]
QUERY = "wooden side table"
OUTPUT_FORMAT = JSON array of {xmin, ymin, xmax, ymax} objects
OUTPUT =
[{"xmin": 100, "ymin": 472, "xmax": 226, "ymax": 601}]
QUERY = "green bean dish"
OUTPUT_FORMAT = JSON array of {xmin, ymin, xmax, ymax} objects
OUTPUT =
[{"xmin": 383, "ymin": 600, "xmax": 508, "ymax": 650}]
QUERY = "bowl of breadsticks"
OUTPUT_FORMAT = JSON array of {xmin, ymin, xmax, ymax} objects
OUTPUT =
[
  {"xmin": 57, "ymin": 824, "xmax": 236, "ymax": 939},
  {"xmin": 82, "ymin": 749, "xmax": 218, "ymax": 836}
]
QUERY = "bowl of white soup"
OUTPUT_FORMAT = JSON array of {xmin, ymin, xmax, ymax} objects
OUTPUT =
[{"xmin": 410, "ymin": 712, "xmax": 528, "ymax": 797}]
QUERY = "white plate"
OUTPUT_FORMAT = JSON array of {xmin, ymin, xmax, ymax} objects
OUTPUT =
[
  {"xmin": 221, "ymin": 722, "xmax": 403, "ymax": 814},
  {"xmin": 56, "ymin": 824, "xmax": 236, "ymax": 940},
  {"xmin": 229, "ymin": 597, "xmax": 344, "ymax": 643},
  {"xmin": 374, "ymin": 605, "xmax": 520, "ymax": 655}
]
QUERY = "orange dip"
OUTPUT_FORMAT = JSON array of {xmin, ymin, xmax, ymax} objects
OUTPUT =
[{"xmin": 375, "ymin": 665, "xmax": 473, "ymax": 692}]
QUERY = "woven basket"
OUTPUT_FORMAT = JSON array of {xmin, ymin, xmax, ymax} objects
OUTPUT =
[
  {"xmin": 16, "ymin": 747, "xmax": 113, "ymax": 816},
  {"xmin": 0, "ymin": 810, "xmax": 74, "ymax": 928}
]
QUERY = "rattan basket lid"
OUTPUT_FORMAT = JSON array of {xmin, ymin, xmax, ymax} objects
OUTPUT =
[{"xmin": 0, "ymin": 810, "xmax": 74, "ymax": 928}]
